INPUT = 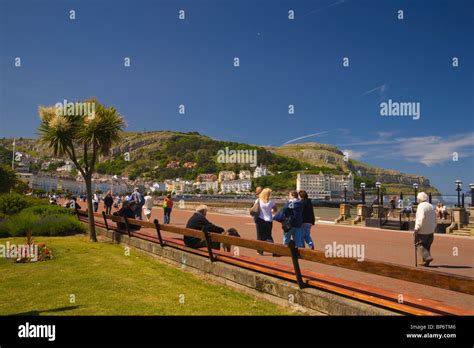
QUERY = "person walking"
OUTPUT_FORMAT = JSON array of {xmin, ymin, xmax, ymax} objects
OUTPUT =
[
  {"xmin": 414, "ymin": 192, "xmax": 436, "ymax": 267},
  {"xmin": 103, "ymin": 191, "xmax": 113, "ymax": 215},
  {"xmin": 274, "ymin": 191, "xmax": 304, "ymax": 248},
  {"xmin": 299, "ymin": 190, "xmax": 315, "ymax": 250},
  {"xmin": 253, "ymin": 188, "xmax": 277, "ymax": 255},
  {"xmin": 388, "ymin": 196, "xmax": 397, "ymax": 218},
  {"xmin": 143, "ymin": 191, "xmax": 154, "ymax": 222},
  {"xmin": 162, "ymin": 193, "xmax": 173, "ymax": 224},
  {"xmin": 92, "ymin": 191, "xmax": 99, "ymax": 212},
  {"xmin": 130, "ymin": 187, "xmax": 145, "ymax": 220}
]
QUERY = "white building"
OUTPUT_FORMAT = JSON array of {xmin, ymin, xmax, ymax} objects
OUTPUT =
[
  {"xmin": 150, "ymin": 182, "xmax": 167, "ymax": 193},
  {"xmin": 239, "ymin": 170, "xmax": 252, "ymax": 180},
  {"xmin": 166, "ymin": 179, "xmax": 193, "ymax": 194},
  {"xmin": 193, "ymin": 180, "xmax": 218, "ymax": 193},
  {"xmin": 296, "ymin": 172, "xmax": 354, "ymax": 199},
  {"xmin": 253, "ymin": 164, "xmax": 268, "ymax": 178},
  {"xmin": 220, "ymin": 179, "xmax": 252, "ymax": 194},
  {"xmin": 218, "ymin": 171, "xmax": 236, "ymax": 182}
]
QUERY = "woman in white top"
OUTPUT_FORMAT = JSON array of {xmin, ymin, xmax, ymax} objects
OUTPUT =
[
  {"xmin": 143, "ymin": 192, "xmax": 154, "ymax": 221},
  {"xmin": 254, "ymin": 188, "xmax": 277, "ymax": 255}
]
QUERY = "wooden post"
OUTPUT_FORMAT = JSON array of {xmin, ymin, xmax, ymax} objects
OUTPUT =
[
  {"xmin": 153, "ymin": 219, "xmax": 164, "ymax": 246},
  {"xmin": 123, "ymin": 216, "xmax": 131, "ymax": 239},
  {"xmin": 399, "ymin": 209, "xmax": 402, "ymax": 230},
  {"xmin": 288, "ymin": 240, "xmax": 306, "ymax": 289},
  {"xmin": 413, "ymin": 231, "xmax": 418, "ymax": 267},
  {"xmin": 102, "ymin": 211, "xmax": 109, "ymax": 231},
  {"xmin": 202, "ymin": 226, "xmax": 215, "ymax": 262}
]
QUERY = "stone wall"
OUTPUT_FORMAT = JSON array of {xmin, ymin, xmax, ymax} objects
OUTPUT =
[{"xmin": 95, "ymin": 226, "xmax": 400, "ymax": 316}]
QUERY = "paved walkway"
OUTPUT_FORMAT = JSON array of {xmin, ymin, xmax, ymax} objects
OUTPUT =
[{"xmin": 78, "ymin": 200, "xmax": 474, "ymax": 310}]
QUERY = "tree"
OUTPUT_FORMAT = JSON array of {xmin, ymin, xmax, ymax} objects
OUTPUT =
[
  {"xmin": 14, "ymin": 180, "xmax": 30, "ymax": 194},
  {"xmin": 38, "ymin": 98, "xmax": 126, "ymax": 241},
  {"xmin": 0, "ymin": 165, "xmax": 17, "ymax": 193}
]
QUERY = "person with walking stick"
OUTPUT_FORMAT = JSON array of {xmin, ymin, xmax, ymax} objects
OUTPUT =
[{"xmin": 413, "ymin": 192, "xmax": 436, "ymax": 267}]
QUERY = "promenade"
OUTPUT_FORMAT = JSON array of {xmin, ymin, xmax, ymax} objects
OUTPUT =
[{"xmin": 82, "ymin": 201, "xmax": 474, "ymax": 310}]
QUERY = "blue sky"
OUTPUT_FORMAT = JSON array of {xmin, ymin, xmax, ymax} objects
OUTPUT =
[{"xmin": 0, "ymin": 0, "xmax": 473, "ymax": 194}]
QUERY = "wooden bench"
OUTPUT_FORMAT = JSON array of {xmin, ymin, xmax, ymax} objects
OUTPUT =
[{"xmin": 76, "ymin": 209, "xmax": 474, "ymax": 297}]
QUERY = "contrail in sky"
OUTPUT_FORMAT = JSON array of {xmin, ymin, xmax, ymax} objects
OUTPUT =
[
  {"xmin": 362, "ymin": 84, "xmax": 387, "ymax": 96},
  {"xmin": 304, "ymin": 0, "xmax": 348, "ymax": 17},
  {"xmin": 283, "ymin": 131, "xmax": 329, "ymax": 145}
]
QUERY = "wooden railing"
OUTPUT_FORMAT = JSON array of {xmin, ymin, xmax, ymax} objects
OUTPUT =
[{"xmin": 75, "ymin": 209, "xmax": 474, "ymax": 297}]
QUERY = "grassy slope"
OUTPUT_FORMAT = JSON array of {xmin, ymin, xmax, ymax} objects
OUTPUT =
[
  {"xmin": 0, "ymin": 236, "xmax": 293, "ymax": 316},
  {"xmin": 0, "ymin": 132, "xmax": 438, "ymax": 192}
]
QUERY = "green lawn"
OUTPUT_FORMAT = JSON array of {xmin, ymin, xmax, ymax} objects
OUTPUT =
[{"xmin": 0, "ymin": 236, "xmax": 294, "ymax": 315}]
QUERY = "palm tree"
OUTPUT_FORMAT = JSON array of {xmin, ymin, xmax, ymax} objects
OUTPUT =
[{"xmin": 38, "ymin": 98, "xmax": 126, "ymax": 241}]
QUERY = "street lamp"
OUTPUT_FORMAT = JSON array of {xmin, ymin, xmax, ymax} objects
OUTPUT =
[
  {"xmin": 413, "ymin": 183, "xmax": 418, "ymax": 205},
  {"xmin": 470, "ymin": 183, "xmax": 474, "ymax": 207},
  {"xmin": 343, "ymin": 183, "xmax": 348, "ymax": 203},
  {"xmin": 375, "ymin": 182, "xmax": 381, "ymax": 205},
  {"xmin": 360, "ymin": 182, "xmax": 366, "ymax": 205},
  {"xmin": 455, "ymin": 180, "xmax": 462, "ymax": 207}
]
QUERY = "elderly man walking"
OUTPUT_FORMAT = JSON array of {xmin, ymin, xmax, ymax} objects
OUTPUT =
[{"xmin": 414, "ymin": 192, "xmax": 436, "ymax": 266}]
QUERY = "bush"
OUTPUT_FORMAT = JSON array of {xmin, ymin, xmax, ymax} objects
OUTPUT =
[
  {"xmin": 0, "ymin": 204, "xmax": 85, "ymax": 237},
  {"xmin": 0, "ymin": 193, "xmax": 46, "ymax": 218},
  {"xmin": 21, "ymin": 204, "xmax": 74, "ymax": 216},
  {"xmin": 0, "ymin": 165, "xmax": 17, "ymax": 193}
]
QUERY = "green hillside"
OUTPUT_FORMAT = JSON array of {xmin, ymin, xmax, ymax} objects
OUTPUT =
[{"xmin": 0, "ymin": 131, "xmax": 439, "ymax": 194}]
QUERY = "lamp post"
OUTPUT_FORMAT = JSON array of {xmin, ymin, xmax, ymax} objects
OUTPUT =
[
  {"xmin": 455, "ymin": 180, "xmax": 462, "ymax": 207},
  {"xmin": 470, "ymin": 183, "xmax": 474, "ymax": 207},
  {"xmin": 343, "ymin": 183, "xmax": 348, "ymax": 203},
  {"xmin": 375, "ymin": 182, "xmax": 381, "ymax": 205},
  {"xmin": 360, "ymin": 182, "xmax": 366, "ymax": 205},
  {"xmin": 413, "ymin": 183, "xmax": 418, "ymax": 205}
]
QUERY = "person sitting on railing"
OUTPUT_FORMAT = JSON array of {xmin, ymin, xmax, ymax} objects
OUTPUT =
[
  {"xmin": 184, "ymin": 205, "xmax": 224, "ymax": 249},
  {"xmin": 114, "ymin": 201, "xmax": 141, "ymax": 231}
]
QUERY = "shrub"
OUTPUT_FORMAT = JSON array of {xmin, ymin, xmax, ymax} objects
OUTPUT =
[
  {"xmin": 30, "ymin": 215, "xmax": 85, "ymax": 237},
  {"xmin": 21, "ymin": 204, "xmax": 74, "ymax": 216},
  {"xmin": 0, "ymin": 204, "xmax": 85, "ymax": 237},
  {"xmin": 0, "ymin": 193, "xmax": 46, "ymax": 218}
]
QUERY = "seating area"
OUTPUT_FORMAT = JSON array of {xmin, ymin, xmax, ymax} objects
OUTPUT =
[{"xmin": 76, "ymin": 209, "xmax": 474, "ymax": 315}]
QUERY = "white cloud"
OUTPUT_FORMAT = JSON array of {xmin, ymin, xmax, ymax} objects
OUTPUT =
[
  {"xmin": 338, "ymin": 132, "xmax": 474, "ymax": 166},
  {"xmin": 396, "ymin": 134, "xmax": 474, "ymax": 166},
  {"xmin": 341, "ymin": 149, "xmax": 365, "ymax": 160}
]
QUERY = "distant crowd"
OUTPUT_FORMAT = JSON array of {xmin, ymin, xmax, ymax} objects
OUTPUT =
[{"xmin": 46, "ymin": 188, "xmax": 173, "ymax": 224}]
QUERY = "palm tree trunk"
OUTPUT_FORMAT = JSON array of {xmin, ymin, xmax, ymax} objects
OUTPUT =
[{"xmin": 85, "ymin": 177, "xmax": 97, "ymax": 242}]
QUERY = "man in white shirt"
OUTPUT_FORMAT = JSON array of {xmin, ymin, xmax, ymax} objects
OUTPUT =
[{"xmin": 414, "ymin": 192, "xmax": 436, "ymax": 266}]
